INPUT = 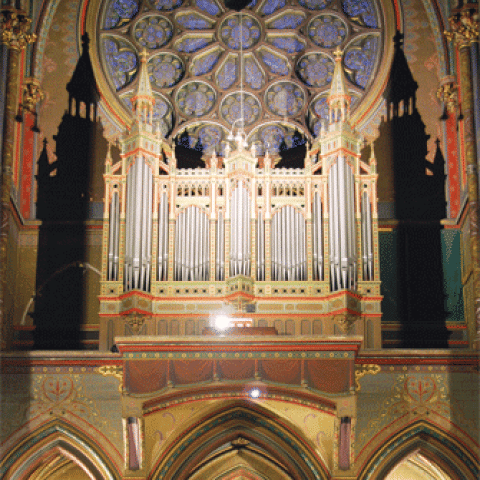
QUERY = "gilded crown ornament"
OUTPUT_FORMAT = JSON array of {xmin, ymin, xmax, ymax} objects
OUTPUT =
[{"xmin": 445, "ymin": 7, "xmax": 479, "ymax": 47}]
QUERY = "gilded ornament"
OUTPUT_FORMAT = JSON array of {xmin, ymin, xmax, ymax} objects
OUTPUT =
[
  {"xmin": 333, "ymin": 313, "xmax": 358, "ymax": 334},
  {"xmin": 436, "ymin": 81, "xmax": 457, "ymax": 115},
  {"xmin": 0, "ymin": 7, "xmax": 36, "ymax": 50},
  {"xmin": 444, "ymin": 8, "xmax": 479, "ymax": 47},
  {"xmin": 355, "ymin": 363, "xmax": 380, "ymax": 391},
  {"xmin": 22, "ymin": 77, "xmax": 44, "ymax": 112},
  {"xmin": 126, "ymin": 313, "xmax": 147, "ymax": 334},
  {"xmin": 97, "ymin": 365, "xmax": 124, "ymax": 392}
]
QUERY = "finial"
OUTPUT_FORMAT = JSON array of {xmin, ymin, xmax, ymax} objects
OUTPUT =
[
  {"xmin": 393, "ymin": 30, "xmax": 404, "ymax": 48},
  {"xmin": 333, "ymin": 47, "xmax": 343, "ymax": 60},
  {"xmin": 81, "ymin": 32, "xmax": 90, "ymax": 49}
]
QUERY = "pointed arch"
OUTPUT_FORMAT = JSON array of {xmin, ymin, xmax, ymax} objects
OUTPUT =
[
  {"xmin": 149, "ymin": 401, "xmax": 330, "ymax": 480},
  {"xmin": 358, "ymin": 421, "xmax": 479, "ymax": 480},
  {"xmin": 0, "ymin": 420, "xmax": 120, "ymax": 480}
]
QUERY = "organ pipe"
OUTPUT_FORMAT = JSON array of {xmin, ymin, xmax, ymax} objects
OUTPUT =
[
  {"xmin": 108, "ymin": 191, "xmax": 120, "ymax": 281},
  {"xmin": 230, "ymin": 184, "xmax": 251, "ymax": 277},
  {"xmin": 271, "ymin": 206, "xmax": 306, "ymax": 281},
  {"xmin": 328, "ymin": 157, "xmax": 356, "ymax": 291},
  {"xmin": 312, "ymin": 192, "xmax": 323, "ymax": 280},
  {"xmin": 158, "ymin": 192, "xmax": 168, "ymax": 281},
  {"xmin": 361, "ymin": 191, "xmax": 373, "ymax": 281},
  {"xmin": 174, "ymin": 206, "xmax": 210, "ymax": 281},
  {"xmin": 124, "ymin": 158, "xmax": 153, "ymax": 292},
  {"xmin": 257, "ymin": 212, "xmax": 265, "ymax": 280},
  {"xmin": 216, "ymin": 211, "xmax": 224, "ymax": 280}
]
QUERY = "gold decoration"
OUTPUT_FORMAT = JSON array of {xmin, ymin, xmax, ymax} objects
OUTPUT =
[
  {"xmin": 97, "ymin": 365, "xmax": 124, "ymax": 392},
  {"xmin": 355, "ymin": 364, "xmax": 381, "ymax": 391},
  {"xmin": 445, "ymin": 7, "xmax": 479, "ymax": 47},
  {"xmin": 0, "ymin": 7, "xmax": 36, "ymax": 50},
  {"xmin": 232, "ymin": 437, "xmax": 250, "ymax": 448},
  {"xmin": 22, "ymin": 77, "xmax": 44, "ymax": 112},
  {"xmin": 333, "ymin": 313, "xmax": 358, "ymax": 334},
  {"xmin": 126, "ymin": 313, "xmax": 147, "ymax": 335},
  {"xmin": 436, "ymin": 81, "xmax": 458, "ymax": 114}
]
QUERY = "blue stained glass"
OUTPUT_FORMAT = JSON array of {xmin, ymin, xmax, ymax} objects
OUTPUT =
[
  {"xmin": 176, "ymin": 36, "xmax": 212, "ymax": 53},
  {"xmin": 177, "ymin": 82, "xmax": 216, "ymax": 117},
  {"xmin": 104, "ymin": 38, "xmax": 137, "ymax": 90},
  {"xmin": 220, "ymin": 15, "xmax": 261, "ymax": 50},
  {"xmin": 104, "ymin": 0, "xmax": 139, "ymax": 29},
  {"xmin": 266, "ymin": 82, "xmax": 305, "ymax": 116},
  {"xmin": 176, "ymin": 13, "xmax": 212, "ymax": 29},
  {"xmin": 260, "ymin": 0, "xmax": 286, "ymax": 16},
  {"xmin": 269, "ymin": 36, "xmax": 305, "ymax": 53},
  {"xmin": 296, "ymin": 53, "xmax": 333, "ymax": 87},
  {"xmin": 267, "ymin": 13, "xmax": 304, "ymax": 29},
  {"xmin": 149, "ymin": 54, "xmax": 184, "ymax": 87},
  {"xmin": 221, "ymin": 93, "xmax": 260, "ymax": 125},
  {"xmin": 344, "ymin": 36, "xmax": 378, "ymax": 88},
  {"xmin": 245, "ymin": 57, "xmax": 263, "ymax": 90},
  {"xmin": 216, "ymin": 59, "xmax": 237, "ymax": 89},
  {"xmin": 308, "ymin": 15, "xmax": 347, "ymax": 48},
  {"xmin": 198, "ymin": 125, "xmax": 223, "ymax": 154},
  {"xmin": 342, "ymin": 0, "xmax": 378, "ymax": 27},
  {"xmin": 259, "ymin": 51, "xmax": 289, "ymax": 75},
  {"xmin": 299, "ymin": 0, "xmax": 331, "ymax": 11},
  {"xmin": 191, "ymin": 50, "xmax": 222, "ymax": 75},
  {"xmin": 151, "ymin": 0, "xmax": 183, "ymax": 11},
  {"xmin": 260, "ymin": 125, "xmax": 285, "ymax": 153},
  {"xmin": 196, "ymin": 0, "xmax": 220, "ymax": 16},
  {"xmin": 134, "ymin": 16, "xmax": 173, "ymax": 49}
]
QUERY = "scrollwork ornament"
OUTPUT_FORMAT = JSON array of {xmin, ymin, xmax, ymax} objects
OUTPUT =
[
  {"xmin": 444, "ymin": 7, "xmax": 479, "ymax": 47},
  {"xmin": 0, "ymin": 7, "xmax": 36, "ymax": 50},
  {"xmin": 355, "ymin": 363, "xmax": 380, "ymax": 391}
]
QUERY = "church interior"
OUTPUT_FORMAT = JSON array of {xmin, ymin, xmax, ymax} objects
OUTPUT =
[{"xmin": 0, "ymin": 0, "xmax": 479, "ymax": 478}]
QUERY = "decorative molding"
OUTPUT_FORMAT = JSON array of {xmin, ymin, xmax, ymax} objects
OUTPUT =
[
  {"xmin": 355, "ymin": 363, "xmax": 380, "ymax": 391},
  {"xmin": 22, "ymin": 77, "xmax": 44, "ymax": 112},
  {"xmin": 0, "ymin": 7, "xmax": 36, "ymax": 50}
]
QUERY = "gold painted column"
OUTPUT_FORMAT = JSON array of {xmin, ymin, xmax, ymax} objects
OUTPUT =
[
  {"xmin": 0, "ymin": 7, "xmax": 36, "ymax": 350},
  {"xmin": 445, "ymin": 6, "xmax": 480, "ymax": 347}
]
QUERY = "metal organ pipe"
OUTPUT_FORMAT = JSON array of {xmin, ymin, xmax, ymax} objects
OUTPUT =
[
  {"xmin": 108, "ymin": 191, "xmax": 120, "ymax": 281},
  {"xmin": 216, "ymin": 211, "xmax": 224, "ymax": 280},
  {"xmin": 124, "ymin": 158, "xmax": 153, "ymax": 292},
  {"xmin": 271, "ymin": 206, "xmax": 306, "ymax": 281},
  {"xmin": 256, "ymin": 212, "xmax": 265, "ymax": 280},
  {"xmin": 229, "ymin": 184, "xmax": 251, "ymax": 277},
  {"xmin": 157, "ymin": 192, "xmax": 169, "ymax": 281},
  {"xmin": 174, "ymin": 206, "xmax": 210, "ymax": 281},
  {"xmin": 361, "ymin": 191, "xmax": 373, "ymax": 281},
  {"xmin": 312, "ymin": 192, "xmax": 323, "ymax": 280},
  {"xmin": 328, "ymin": 157, "xmax": 356, "ymax": 291}
]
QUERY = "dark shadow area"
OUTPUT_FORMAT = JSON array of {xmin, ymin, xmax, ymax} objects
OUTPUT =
[
  {"xmin": 33, "ymin": 34, "xmax": 106, "ymax": 349},
  {"xmin": 175, "ymin": 131, "xmax": 206, "ymax": 169},
  {"xmin": 275, "ymin": 131, "xmax": 306, "ymax": 169},
  {"xmin": 374, "ymin": 31, "xmax": 449, "ymax": 348}
]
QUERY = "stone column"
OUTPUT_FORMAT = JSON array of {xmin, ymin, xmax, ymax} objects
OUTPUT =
[
  {"xmin": 0, "ymin": 6, "xmax": 36, "ymax": 350},
  {"xmin": 445, "ymin": 5, "xmax": 480, "ymax": 347}
]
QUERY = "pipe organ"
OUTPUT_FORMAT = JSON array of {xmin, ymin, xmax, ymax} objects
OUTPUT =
[{"xmin": 99, "ymin": 50, "xmax": 382, "ymax": 349}]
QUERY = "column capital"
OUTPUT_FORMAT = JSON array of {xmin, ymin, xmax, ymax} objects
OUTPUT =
[
  {"xmin": 0, "ymin": 7, "xmax": 36, "ymax": 50},
  {"xmin": 444, "ymin": 6, "xmax": 479, "ymax": 47}
]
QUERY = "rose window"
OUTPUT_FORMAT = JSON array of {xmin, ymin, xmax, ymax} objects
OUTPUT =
[{"xmin": 99, "ymin": 0, "xmax": 383, "ymax": 155}]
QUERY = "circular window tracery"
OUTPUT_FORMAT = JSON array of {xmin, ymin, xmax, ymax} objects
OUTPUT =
[{"xmin": 98, "ymin": 0, "xmax": 383, "ymax": 154}]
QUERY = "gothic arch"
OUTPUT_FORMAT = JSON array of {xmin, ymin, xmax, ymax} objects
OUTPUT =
[
  {"xmin": 0, "ymin": 421, "xmax": 120, "ymax": 480},
  {"xmin": 149, "ymin": 401, "xmax": 330, "ymax": 480},
  {"xmin": 358, "ymin": 422, "xmax": 479, "ymax": 480}
]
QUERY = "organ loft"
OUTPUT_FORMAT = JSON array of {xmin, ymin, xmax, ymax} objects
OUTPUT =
[{"xmin": 99, "ymin": 49, "xmax": 381, "ymax": 351}]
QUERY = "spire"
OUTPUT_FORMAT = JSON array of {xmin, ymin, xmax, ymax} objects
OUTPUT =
[
  {"xmin": 131, "ymin": 50, "xmax": 155, "ymax": 128},
  {"xmin": 67, "ymin": 33, "xmax": 99, "ymax": 119},
  {"xmin": 327, "ymin": 48, "xmax": 351, "ymax": 124}
]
